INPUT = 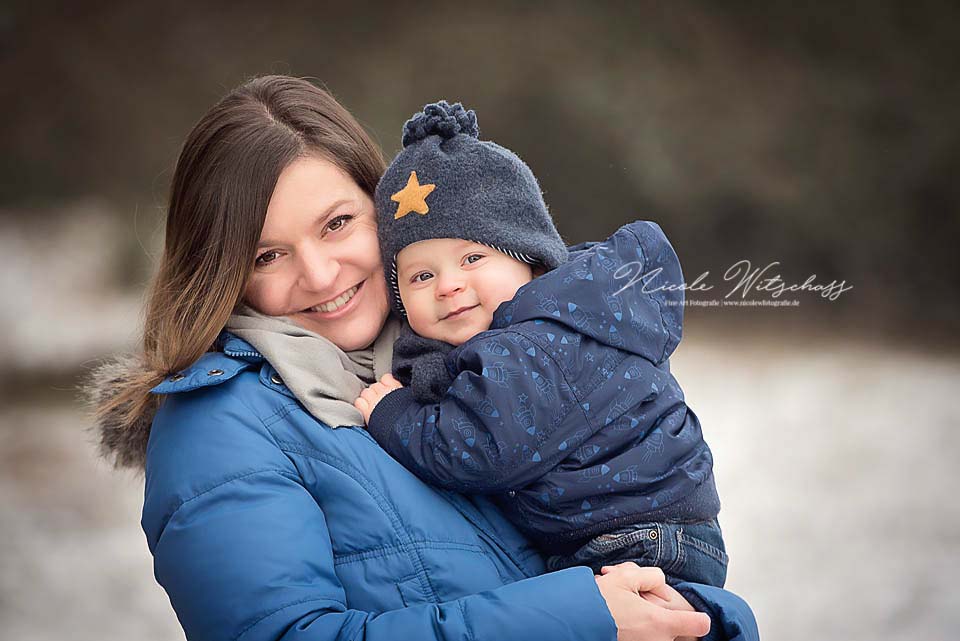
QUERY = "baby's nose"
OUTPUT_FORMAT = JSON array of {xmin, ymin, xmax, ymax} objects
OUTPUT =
[{"xmin": 436, "ymin": 274, "xmax": 466, "ymax": 297}]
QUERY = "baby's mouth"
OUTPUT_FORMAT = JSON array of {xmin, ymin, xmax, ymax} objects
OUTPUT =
[{"xmin": 441, "ymin": 304, "xmax": 479, "ymax": 320}]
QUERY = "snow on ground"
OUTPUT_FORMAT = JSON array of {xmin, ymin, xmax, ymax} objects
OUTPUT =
[
  {"xmin": 1, "ymin": 332, "xmax": 958, "ymax": 641},
  {"xmin": 671, "ymin": 334, "xmax": 960, "ymax": 640}
]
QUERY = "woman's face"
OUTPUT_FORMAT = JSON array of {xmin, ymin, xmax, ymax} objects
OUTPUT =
[{"xmin": 244, "ymin": 156, "xmax": 390, "ymax": 351}]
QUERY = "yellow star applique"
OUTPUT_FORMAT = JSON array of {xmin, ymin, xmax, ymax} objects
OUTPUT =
[{"xmin": 391, "ymin": 171, "xmax": 436, "ymax": 219}]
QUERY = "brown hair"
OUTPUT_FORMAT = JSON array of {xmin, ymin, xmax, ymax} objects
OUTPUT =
[{"xmin": 95, "ymin": 76, "xmax": 385, "ymax": 464}]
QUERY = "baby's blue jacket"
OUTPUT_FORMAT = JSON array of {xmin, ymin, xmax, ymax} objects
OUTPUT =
[{"xmin": 369, "ymin": 221, "xmax": 720, "ymax": 547}]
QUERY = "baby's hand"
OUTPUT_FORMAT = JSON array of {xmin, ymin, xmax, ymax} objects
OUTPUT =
[{"xmin": 354, "ymin": 374, "xmax": 405, "ymax": 424}]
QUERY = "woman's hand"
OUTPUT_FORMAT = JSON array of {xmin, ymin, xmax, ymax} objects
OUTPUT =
[
  {"xmin": 594, "ymin": 563, "xmax": 710, "ymax": 641},
  {"xmin": 602, "ymin": 564, "xmax": 698, "ymax": 613},
  {"xmin": 354, "ymin": 374, "xmax": 404, "ymax": 424},
  {"xmin": 606, "ymin": 566, "xmax": 704, "ymax": 641}
]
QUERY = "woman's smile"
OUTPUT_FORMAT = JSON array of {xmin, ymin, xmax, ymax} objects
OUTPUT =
[{"xmin": 302, "ymin": 280, "xmax": 365, "ymax": 318}]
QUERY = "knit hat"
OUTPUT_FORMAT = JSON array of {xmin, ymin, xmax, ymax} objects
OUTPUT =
[{"xmin": 375, "ymin": 101, "xmax": 568, "ymax": 316}]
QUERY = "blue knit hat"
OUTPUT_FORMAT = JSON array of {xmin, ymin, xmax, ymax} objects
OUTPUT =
[{"xmin": 375, "ymin": 101, "xmax": 568, "ymax": 316}]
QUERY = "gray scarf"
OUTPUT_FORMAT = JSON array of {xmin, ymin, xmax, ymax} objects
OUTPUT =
[{"xmin": 226, "ymin": 306, "xmax": 402, "ymax": 428}]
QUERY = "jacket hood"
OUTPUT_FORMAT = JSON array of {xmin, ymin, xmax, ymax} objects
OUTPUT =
[
  {"xmin": 83, "ymin": 352, "xmax": 160, "ymax": 471},
  {"xmin": 84, "ymin": 335, "xmax": 268, "ymax": 470},
  {"xmin": 86, "ymin": 334, "xmax": 276, "ymax": 470},
  {"xmin": 491, "ymin": 221, "xmax": 684, "ymax": 365}
]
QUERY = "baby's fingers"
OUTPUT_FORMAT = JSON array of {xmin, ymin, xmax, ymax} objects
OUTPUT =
[{"xmin": 380, "ymin": 373, "xmax": 403, "ymax": 389}]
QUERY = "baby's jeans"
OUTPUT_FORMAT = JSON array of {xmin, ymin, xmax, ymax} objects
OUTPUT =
[{"xmin": 545, "ymin": 518, "xmax": 728, "ymax": 588}]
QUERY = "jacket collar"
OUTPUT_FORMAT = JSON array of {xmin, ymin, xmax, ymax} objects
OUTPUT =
[
  {"xmin": 220, "ymin": 332, "xmax": 264, "ymax": 361},
  {"xmin": 150, "ymin": 332, "xmax": 266, "ymax": 395}
]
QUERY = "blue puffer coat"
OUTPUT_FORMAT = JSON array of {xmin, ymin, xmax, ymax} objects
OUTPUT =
[
  {"xmin": 370, "ymin": 221, "xmax": 719, "ymax": 547},
  {"xmin": 129, "ymin": 333, "xmax": 757, "ymax": 641}
]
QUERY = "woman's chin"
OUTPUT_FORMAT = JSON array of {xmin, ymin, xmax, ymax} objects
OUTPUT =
[{"xmin": 331, "ymin": 322, "xmax": 385, "ymax": 351}]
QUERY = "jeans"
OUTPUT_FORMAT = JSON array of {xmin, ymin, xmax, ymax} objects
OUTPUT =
[{"xmin": 546, "ymin": 518, "xmax": 728, "ymax": 588}]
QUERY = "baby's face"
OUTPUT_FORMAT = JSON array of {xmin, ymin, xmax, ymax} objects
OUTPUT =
[{"xmin": 397, "ymin": 238, "xmax": 534, "ymax": 345}]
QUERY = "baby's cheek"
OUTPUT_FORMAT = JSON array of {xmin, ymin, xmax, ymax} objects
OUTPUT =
[{"xmin": 475, "ymin": 311, "xmax": 495, "ymax": 335}]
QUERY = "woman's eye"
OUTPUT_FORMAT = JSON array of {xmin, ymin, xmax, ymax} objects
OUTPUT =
[
  {"xmin": 326, "ymin": 214, "xmax": 353, "ymax": 233},
  {"xmin": 465, "ymin": 254, "xmax": 484, "ymax": 264},
  {"xmin": 255, "ymin": 250, "xmax": 281, "ymax": 267},
  {"xmin": 413, "ymin": 272, "xmax": 433, "ymax": 283}
]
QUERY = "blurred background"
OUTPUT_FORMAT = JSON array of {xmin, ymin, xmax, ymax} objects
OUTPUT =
[{"xmin": 1, "ymin": 2, "xmax": 958, "ymax": 640}]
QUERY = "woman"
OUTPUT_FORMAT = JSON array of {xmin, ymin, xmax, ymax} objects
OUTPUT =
[{"xmin": 90, "ymin": 75, "xmax": 757, "ymax": 641}]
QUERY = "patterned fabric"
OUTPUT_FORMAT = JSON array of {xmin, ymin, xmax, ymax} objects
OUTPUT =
[{"xmin": 368, "ymin": 221, "xmax": 720, "ymax": 547}]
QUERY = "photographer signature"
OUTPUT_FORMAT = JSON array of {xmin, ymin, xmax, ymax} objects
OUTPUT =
[{"xmin": 613, "ymin": 260, "xmax": 853, "ymax": 301}]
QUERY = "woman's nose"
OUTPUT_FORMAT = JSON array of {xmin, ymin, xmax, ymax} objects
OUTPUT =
[{"xmin": 297, "ymin": 246, "xmax": 340, "ymax": 293}]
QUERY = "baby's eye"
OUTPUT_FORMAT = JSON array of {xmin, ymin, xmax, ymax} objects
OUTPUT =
[
  {"xmin": 413, "ymin": 272, "xmax": 434, "ymax": 283},
  {"xmin": 325, "ymin": 214, "xmax": 354, "ymax": 234},
  {"xmin": 255, "ymin": 250, "xmax": 281, "ymax": 267},
  {"xmin": 464, "ymin": 253, "xmax": 484, "ymax": 265}
]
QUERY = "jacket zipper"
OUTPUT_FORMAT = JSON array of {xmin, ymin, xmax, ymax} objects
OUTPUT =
[{"xmin": 223, "ymin": 349, "xmax": 261, "ymax": 358}]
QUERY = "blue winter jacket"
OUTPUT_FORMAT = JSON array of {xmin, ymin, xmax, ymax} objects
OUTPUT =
[
  {"xmin": 138, "ymin": 333, "xmax": 757, "ymax": 641},
  {"xmin": 369, "ymin": 221, "xmax": 720, "ymax": 547}
]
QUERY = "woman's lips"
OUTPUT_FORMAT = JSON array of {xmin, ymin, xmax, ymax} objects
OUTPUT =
[{"xmin": 302, "ymin": 280, "xmax": 365, "ymax": 320}]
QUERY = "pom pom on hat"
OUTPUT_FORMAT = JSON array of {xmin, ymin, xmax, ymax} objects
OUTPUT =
[{"xmin": 402, "ymin": 101, "xmax": 479, "ymax": 147}]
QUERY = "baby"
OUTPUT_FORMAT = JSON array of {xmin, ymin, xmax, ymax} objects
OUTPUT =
[{"xmin": 355, "ymin": 101, "xmax": 726, "ymax": 587}]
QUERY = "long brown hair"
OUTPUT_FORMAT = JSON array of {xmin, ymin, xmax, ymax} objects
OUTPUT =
[{"xmin": 95, "ymin": 76, "xmax": 385, "ymax": 464}]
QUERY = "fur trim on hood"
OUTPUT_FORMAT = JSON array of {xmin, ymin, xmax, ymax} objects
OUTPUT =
[{"xmin": 83, "ymin": 353, "xmax": 163, "ymax": 471}]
